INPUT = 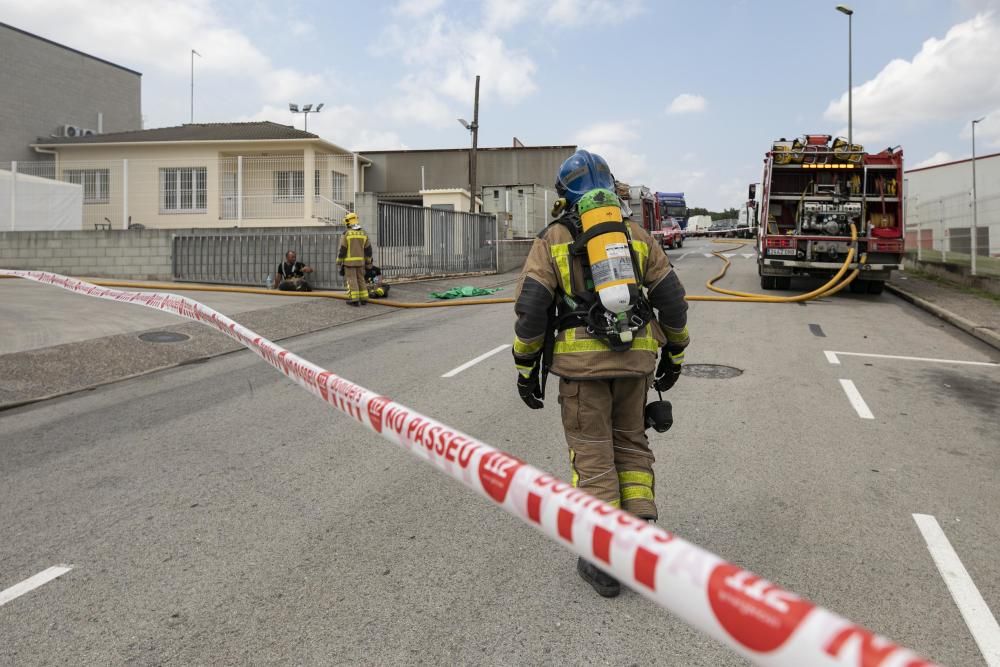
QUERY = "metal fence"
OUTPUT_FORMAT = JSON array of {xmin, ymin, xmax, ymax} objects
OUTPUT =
[
  {"xmin": 172, "ymin": 228, "xmax": 346, "ymax": 289},
  {"xmin": 376, "ymin": 201, "xmax": 498, "ymax": 278},
  {"xmin": 905, "ymin": 189, "xmax": 1000, "ymax": 278}
]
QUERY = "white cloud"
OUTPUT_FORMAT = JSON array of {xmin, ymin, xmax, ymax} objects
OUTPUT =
[
  {"xmin": 393, "ymin": 0, "xmax": 445, "ymax": 17},
  {"xmin": 242, "ymin": 105, "xmax": 406, "ymax": 151},
  {"xmin": 483, "ymin": 0, "xmax": 532, "ymax": 30},
  {"xmin": 911, "ymin": 151, "xmax": 956, "ymax": 169},
  {"xmin": 824, "ymin": 13, "xmax": 1000, "ymax": 143},
  {"xmin": 574, "ymin": 121, "xmax": 646, "ymax": 182},
  {"xmin": 546, "ymin": 0, "xmax": 643, "ymax": 26},
  {"xmin": 0, "ymin": 0, "xmax": 334, "ymax": 129},
  {"xmin": 373, "ymin": 11, "xmax": 538, "ymax": 128},
  {"xmin": 960, "ymin": 109, "xmax": 1000, "ymax": 148},
  {"xmin": 667, "ymin": 93, "xmax": 708, "ymax": 114}
]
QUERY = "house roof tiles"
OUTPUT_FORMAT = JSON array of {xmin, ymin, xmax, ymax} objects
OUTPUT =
[{"xmin": 37, "ymin": 121, "xmax": 318, "ymax": 145}]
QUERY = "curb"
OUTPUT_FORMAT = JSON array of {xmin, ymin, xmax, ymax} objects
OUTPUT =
[
  {"xmin": 0, "ymin": 307, "xmax": 392, "ymax": 413},
  {"xmin": 886, "ymin": 282, "xmax": 1000, "ymax": 352}
]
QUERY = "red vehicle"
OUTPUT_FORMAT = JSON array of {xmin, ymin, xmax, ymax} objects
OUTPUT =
[
  {"xmin": 757, "ymin": 134, "xmax": 904, "ymax": 294},
  {"xmin": 660, "ymin": 219, "xmax": 684, "ymax": 249}
]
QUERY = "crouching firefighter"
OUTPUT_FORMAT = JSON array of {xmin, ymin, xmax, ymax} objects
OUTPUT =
[
  {"xmin": 338, "ymin": 213, "xmax": 373, "ymax": 306},
  {"xmin": 512, "ymin": 150, "xmax": 689, "ymax": 598}
]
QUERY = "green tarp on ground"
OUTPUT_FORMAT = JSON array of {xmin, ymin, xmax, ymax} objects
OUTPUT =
[{"xmin": 429, "ymin": 286, "xmax": 503, "ymax": 299}]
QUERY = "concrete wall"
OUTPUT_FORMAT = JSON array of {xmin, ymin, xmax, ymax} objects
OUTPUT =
[
  {"xmin": 362, "ymin": 146, "xmax": 575, "ymax": 195},
  {"xmin": 496, "ymin": 240, "xmax": 533, "ymax": 274},
  {"xmin": 0, "ymin": 229, "xmax": 173, "ymax": 280},
  {"xmin": 0, "ymin": 23, "xmax": 141, "ymax": 164}
]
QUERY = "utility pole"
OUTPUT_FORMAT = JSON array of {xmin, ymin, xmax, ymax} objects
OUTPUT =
[
  {"xmin": 836, "ymin": 6, "xmax": 854, "ymax": 147},
  {"xmin": 190, "ymin": 49, "xmax": 201, "ymax": 123},
  {"xmin": 971, "ymin": 116, "xmax": 984, "ymax": 276},
  {"xmin": 470, "ymin": 75, "xmax": 480, "ymax": 212}
]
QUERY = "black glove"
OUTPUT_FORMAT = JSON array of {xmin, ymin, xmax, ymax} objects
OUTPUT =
[
  {"xmin": 517, "ymin": 365, "xmax": 544, "ymax": 409},
  {"xmin": 338, "ymin": 265, "xmax": 345, "ymax": 277},
  {"xmin": 653, "ymin": 351, "xmax": 682, "ymax": 392}
]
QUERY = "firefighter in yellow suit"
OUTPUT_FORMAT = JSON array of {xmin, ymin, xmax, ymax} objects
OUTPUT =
[
  {"xmin": 513, "ymin": 151, "xmax": 689, "ymax": 598},
  {"xmin": 338, "ymin": 213, "xmax": 373, "ymax": 306}
]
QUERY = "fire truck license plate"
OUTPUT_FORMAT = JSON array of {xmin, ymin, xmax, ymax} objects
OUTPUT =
[{"xmin": 768, "ymin": 248, "xmax": 797, "ymax": 256}]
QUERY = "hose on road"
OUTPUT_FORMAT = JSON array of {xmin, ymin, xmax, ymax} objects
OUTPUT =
[{"xmin": 7, "ymin": 227, "xmax": 863, "ymax": 308}]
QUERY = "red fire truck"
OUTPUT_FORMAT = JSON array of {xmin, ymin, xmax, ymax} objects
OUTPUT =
[{"xmin": 757, "ymin": 135, "xmax": 904, "ymax": 294}]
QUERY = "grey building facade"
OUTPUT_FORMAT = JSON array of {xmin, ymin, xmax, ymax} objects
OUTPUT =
[
  {"xmin": 360, "ymin": 145, "xmax": 576, "ymax": 202},
  {"xmin": 0, "ymin": 23, "xmax": 142, "ymax": 164}
]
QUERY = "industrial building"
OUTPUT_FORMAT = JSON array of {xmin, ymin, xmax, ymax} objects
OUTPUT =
[
  {"xmin": 0, "ymin": 22, "xmax": 142, "ymax": 164},
  {"xmin": 904, "ymin": 152, "xmax": 999, "ymax": 260}
]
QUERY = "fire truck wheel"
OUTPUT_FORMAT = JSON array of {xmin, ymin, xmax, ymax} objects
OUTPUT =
[
  {"xmin": 775, "ymin": 276, "xmax": 792, "ymax": 290},
  {"xmin": 866, "ymin": 280, "xmax": 885, "ymax": 295},
  {"xmin": 849, "ymin": 279, "xmax": 868, "ymax": 294},
  {"xmin": 760, "ymin": 275, "xmax": 776, "ymax": 290}
]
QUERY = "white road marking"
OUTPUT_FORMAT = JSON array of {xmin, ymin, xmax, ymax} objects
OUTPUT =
[
  {"xmin": 677, "ymin": 252, "xmax": 690, "ymax": 261},
  {"xmin": 838, "ymin": 379, "xmax": 874, "ymax": 419},
  {"xmin": 0, "ymin": 566, "xmax": 73, "ymax": 607},
  {"xmin": 703, "ymin": 253, "xmax": 714, "ymax": 258},
  {"xmin": 825, "ymin": 351, "xmax": 999, "ymax": 368},
  {"xmin": 723, "ymin": 253, "xmax": 737, "ymax": 258},
  {"xmin": 741, "ymin": 252, "xmax": 756, "ymax": 259},
  {"xmin": 913, "ymin": 514, "xmax": 1000, "ymax": 666},
  {"xmin": 442, "ymin": 344, "xmax": 510, "ymax": 378}
]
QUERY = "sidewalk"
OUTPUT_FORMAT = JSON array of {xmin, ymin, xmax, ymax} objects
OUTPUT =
[
  {"xmin": 888, "ymin": 271, "xmax": 1000, "ymax": 351},
  {"xmin": 0, "ymin": 271, "xmax": 519, "ymax": 410}
]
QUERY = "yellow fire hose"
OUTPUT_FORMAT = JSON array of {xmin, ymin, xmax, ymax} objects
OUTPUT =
[
  {"xmin": 4, "ymin": 226, "xmax": 864, "ymax": 308},
  {"xmin": 698, "ymin": 224, "xmax": 861, "ymax": 303}
]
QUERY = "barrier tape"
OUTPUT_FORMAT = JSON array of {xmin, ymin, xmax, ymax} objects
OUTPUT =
[{"xmin": 1, "ymin": 269, "xmax": 938, "ymax": 667}]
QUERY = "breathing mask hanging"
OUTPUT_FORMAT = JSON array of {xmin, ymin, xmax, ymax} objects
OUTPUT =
[{"xmin": 644, "ymin": 391, "xmax": 673, "ymax": 433}]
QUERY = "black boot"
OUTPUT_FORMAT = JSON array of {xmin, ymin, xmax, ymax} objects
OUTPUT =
[{"xmin": 577, "ymin": 558, "xmax": 620, "ymax": 598}]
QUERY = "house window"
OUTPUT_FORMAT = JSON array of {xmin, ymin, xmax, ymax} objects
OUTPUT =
[
  {"xmin": 160, "ymin": 167, "xmax": 207, "ymax": 212},
  {"xmin": 274, "ymin": 170, "xmax": 304, "ymax": 202},
  {"xmin": 493, "ymin": 189, "xmax": 499, "ymax": 199},
  {"xmin": 274, "ymin": 170, "xmax": 322, "ymax": 202},
  {"xmin": 331, "ymin": 172, "xmax": 347, "ymax": 200},
  {"xmin": 65, "ymin": 169, "xmax": 109, "ymax": 204}
]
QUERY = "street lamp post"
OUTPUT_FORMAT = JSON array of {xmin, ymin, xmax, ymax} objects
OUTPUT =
[
  {"xmin": 458, "ymin": 75, "xmax": 481, "ymax": 213},
  {"xmin": 289, "ymin": 103, "xmax": 324, "ymax": 132},
  {"xmin": 836, "ymin": 5, "xmax": 854, "ymax": 148},
  {"xmin": 971, "ymin": 116, "xmax": 985, "ymax": 276}
]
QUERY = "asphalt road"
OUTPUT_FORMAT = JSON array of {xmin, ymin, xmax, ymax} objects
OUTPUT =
[{"xmin": 2, "ymin": 238, "xmax": 998, "ymax": 666}]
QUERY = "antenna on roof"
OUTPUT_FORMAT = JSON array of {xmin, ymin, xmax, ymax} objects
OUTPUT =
[{"xmin": 513, "ymin": 137, "xmax": 525, "ymax": 148}]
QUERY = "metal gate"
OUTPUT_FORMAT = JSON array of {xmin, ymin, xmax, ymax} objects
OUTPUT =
[
  {"xmin": 172, "ymin": 228, "xmax": 345, "ymax": 289},
  {"xmin": 376, "ymin": 201, "xmax": 497, "ymax": 278}
]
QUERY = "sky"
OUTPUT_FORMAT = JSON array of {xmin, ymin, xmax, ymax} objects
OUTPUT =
[{"xmin": 3, "ymin": 0, "xmax": 1000, "ymax": 209}]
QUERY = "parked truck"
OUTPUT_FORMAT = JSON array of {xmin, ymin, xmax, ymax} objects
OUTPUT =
[
  {"xmin": 656, "ymin": 192, "xmax": 688, "ymax": 231},
  {"xmin": 757, "ymin": 134, "xmax": 904, "ymax": 294}
]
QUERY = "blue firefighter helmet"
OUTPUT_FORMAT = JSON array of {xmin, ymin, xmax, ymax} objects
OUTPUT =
[{"xmin": 555, "ymin": 150, "xmax": 615, "ymax": 207}]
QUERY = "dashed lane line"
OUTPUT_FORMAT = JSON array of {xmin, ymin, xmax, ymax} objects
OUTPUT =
[
  {"xmin": 825, "ymin": 351, "xmax": 1000, "ymax": 367},
  {"xmin": 442, "ymin": 344, "xmax": 510, "ymax": 378},
  {"xmin": 838, "ymin": 379, "xmax": 874, "ymax": 419},
  {"xmin": 0, "ymin": 566, "xmax": 73, "ymax": 607},
  {"xmin": 913, "ymin": 514, "xmax": 1000, "ymax": 666}
]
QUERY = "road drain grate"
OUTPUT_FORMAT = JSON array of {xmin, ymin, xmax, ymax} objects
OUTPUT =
[
  {"xmin": 138, "ymin": 331, "xmax": 190, "ymax": 343},
  {"xmin": 681, "ymin": 364, "xmax": 743, "ymax": 379}
]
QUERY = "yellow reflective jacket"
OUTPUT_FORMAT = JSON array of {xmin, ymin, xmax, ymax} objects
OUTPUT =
[
  {"xmin": 338, "ymin": 228, "xmax": 372, "ymax": 268},
  {"xmin": 513, "ymin": 218, "xmax": 689, "ymax": 380}
]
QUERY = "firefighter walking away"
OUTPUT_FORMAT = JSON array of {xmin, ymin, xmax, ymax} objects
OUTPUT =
[
  {"xmin": 338, "ymin": 213, "xmax": 374, "ymax": 306},
  {"xmin": 512, "ymin": 150, "xmax": 689, "ymax": 597}
]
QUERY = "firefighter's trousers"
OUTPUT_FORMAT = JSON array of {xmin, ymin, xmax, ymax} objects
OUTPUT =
[
  {"xmin": 557, "ymin": 375, "xmax": 657, "ymax": 520},
  {"xmin": 343, "ymin": 266, "xmax": 368, "ymax": 303}
]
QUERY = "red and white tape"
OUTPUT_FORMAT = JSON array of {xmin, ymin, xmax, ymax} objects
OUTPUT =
[{"xmin": 3, "ymin": 269, "xmax": 937, "ymax": 667}]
